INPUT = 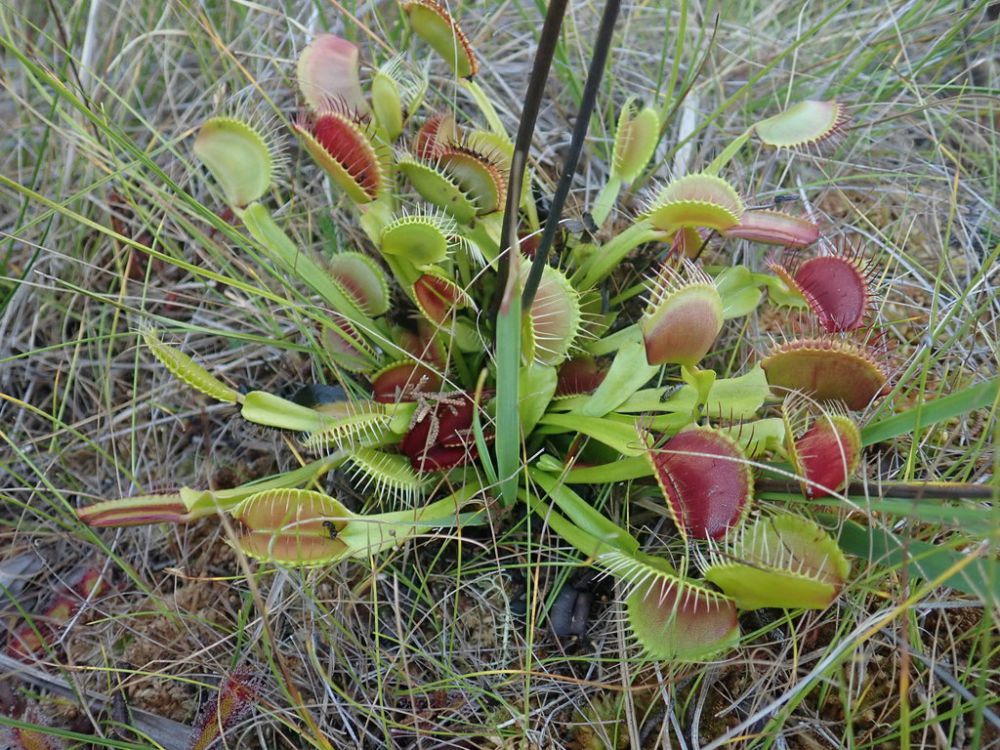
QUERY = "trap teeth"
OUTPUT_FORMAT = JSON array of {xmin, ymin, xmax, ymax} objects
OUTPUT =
[
  {"xmin": 295, "ymin": 108, "xmax": 388, "ymax": 203},
  {"xmin": 762, "ymin": 336, "xmax": 888, "ymax": 410},
  {"xmin": 782, "ymin": 393, "xmax": 861, "ymax": 499},
  {"xmin": 754, "ymin": 99, "xmax": 850, "ymax": 149},
  {"xmin": 193, "ymin": 115, "xmax": 281, "ymax": 208},
  {"xmin": 612, "ymin": 97, "xmax": 660, "ymax": 183},
  {"xmin": 380, "ymin": 209, "xmax": 458, "ymax": 265},
  {"xmin": 403, "ymin": 0, "xmax": 479, "ymax": 79},
  {"xmin": 768, "ymin": 248, "xmax": 876, "ymax": 332},
  {"xmin": 642, "ymin": 173, "xmax": 744, "ymax": 233}
]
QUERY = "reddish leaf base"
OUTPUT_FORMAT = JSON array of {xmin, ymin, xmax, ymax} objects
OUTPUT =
[
  {"xmin": 555, "ymin": 356, "xmax": 607, "ymax": 397},
  {"xmin": 400, "ymin": 392, "xmax": 493, "ymax": 472},
  {"xmin": 6, "ymin": 568, "xmax": 109, "ymax": 658},
  {"xmin": 795, "ymin": 416, "xmax": 861, "ymax": 498}
]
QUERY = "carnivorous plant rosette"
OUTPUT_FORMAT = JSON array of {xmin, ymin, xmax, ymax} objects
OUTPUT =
[{"xmin": 75, "ymin": 3, "xmax": 941, "ymax": 666}]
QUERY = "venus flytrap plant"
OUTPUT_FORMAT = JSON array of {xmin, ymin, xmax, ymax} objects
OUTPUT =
[
  {"xmin": 644, "ymin": 425, "xmax": 754, "ymax": 541},
  {"xmin": 231, "ymin": 485, "xmax": 483, "ymax": 565},
  {"xmin": 188, "ymin": 667, "xmax": 262, "ymax": 750},
  {"xmin": 70, "ymin": 1, "xmax": 992, "ymax": 672},
  {"xmin": 762, "ymin": 333, "xmax": 890, "ymax": 410},
  {"xmin": 297, "ymin": 34, "xmax": 369, "ymax": 114},
  {"xmin": 590, "ymin": 97, "xmax": 661, "ymax": 228},
  {"xmin": 639, "ymin": 258, "xmax": 724, "ymax": 367},
  {"xmin": 76, "ymin": 458, "xmax": 344, "ymax": 527},
  {"xmin": 706, "ymin": 98, "xmax": 851, "ymax": 176},
  {"xmin": 768, "ymin": 241, "xmax": 879, "ymax": 332}
]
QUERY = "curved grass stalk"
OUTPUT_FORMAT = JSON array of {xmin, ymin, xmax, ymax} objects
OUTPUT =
[
  {"xmin": 239, "ymin": 202, "xmax": 391, "ymax": 342},
  {"xmin": 459, "ymin": 78, "xmax": 507, "ymax": 138},
  {"xmin": 522, "ymin": 0, "xmax": 621, "ymax": 309}
]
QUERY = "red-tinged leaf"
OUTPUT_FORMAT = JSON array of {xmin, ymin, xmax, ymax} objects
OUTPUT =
[
  {"xmin": 403, "ymin": 0, "xmax": 479, "ymax": 78},
  {"xmin": 640, "ymin": 260, "xmax": 723, "ymax": 366},
  {"xmin": 722, "ymin": 210, "xmax": 819, "ymax": 247},
  {"xmin": 413, "ymin": 271, "xmax": 472, "ymax": 325},
  {"xmin": 555, "ymin": 356, "xmax": 607, "ymax": 397},
  {"xmin": 323, "ymin": 318, "xmax": 376, "ymax": 373},
  {"xmin": 763, "ymin": 338, "xmax": 888, "ymax": 410},
  {"xmin": 7, "ymin": 622, "xmax": 56, "ymax": 658},
  {"xmin": 770, "ymin": 251, "xmax": 874, "ymax": 332},
  {"xmin": 646, "ymin": 426, "xmax": 753, "ymax": 540},
  {"xmin": 72, "ymin": 567, "xmax": 110, "ymax": 599},
  {"xmin": 296, "ymin": 34, "xmax": 368, "ymax": 113},
  {"xmin": 327, "ymin": 252, "xmax": 389, "ymax": 316},
  {"xmin": 77, "ymin": 494, "xmax": 188, "ymax": 527},
  {"xmin": 4, "ymin": 706, "xmax": 66, "ymax": 750},
  {"xmin": 295, "ymin": 108, "xmax": 386, "ymax": 203},
  {"xmin": 796, "ymin": 416, "xmax": 861, "ymax": 497},
  {"xmin": 398, "ymin": 319, "xmax": 448, "ymax": 371},
  {"xmin": 6, "ymin": 566, "xmax": 108, "ymax": 658},
  {"xmin": 437, "ymin": 146, "xmax": 506, "ymax": 215},
  {"xmin": 400, "ymin": 392, "xmax": 492, "ymax": 472},
  {"xmin": 783, "ymin": 395, "xmax": 862, "ymax": 499},
  {"xmin": 413, "ymin": 112, "xmax": 457, "ymax": 159},
  {"xmin": 233, "ymin": 489, "xmax": 351, "ymax": 565}
]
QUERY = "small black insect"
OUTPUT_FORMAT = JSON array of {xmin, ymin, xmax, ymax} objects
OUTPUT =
[{"xmin": 322, "ymin": 520, "xmax": 339, "ymax": 540}]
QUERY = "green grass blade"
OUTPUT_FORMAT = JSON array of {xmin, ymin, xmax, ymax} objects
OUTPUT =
[
  {"xmin": 832, "ymin": 517, "xmax": 998, "ymax": 602},
  {"xmin": 862, "ymin": 377, "xmax": 998, "ymax": 446}
]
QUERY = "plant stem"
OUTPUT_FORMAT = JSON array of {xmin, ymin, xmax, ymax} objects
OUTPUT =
[
  {"xmin": 493, "ymin": 0, "xmax": 570, "ymax": 507},
  {"xmin": 590, "ymin": 174, "xmax": 621, "ymax": 228},
  {"xmin": 239, "ymin": 202, "xmax": 390, "ymax": 341},
  {"xmin": 705, "ymin": 127, "xmax": 753, "ymax": 175},
  {"xmin": 522, "ymin": 0, "xmax": 622, "ymax": 310},
  {"xmin": 460, "ymin": 78, "xmax": 507, "ymax": 138},
  {"xmin": 756, "ymin": 479, "xmax": 995, "ymax": 501},
  {"xmin": 586, "ymin": 322, "xmax": 640, "ymax": 356}
]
